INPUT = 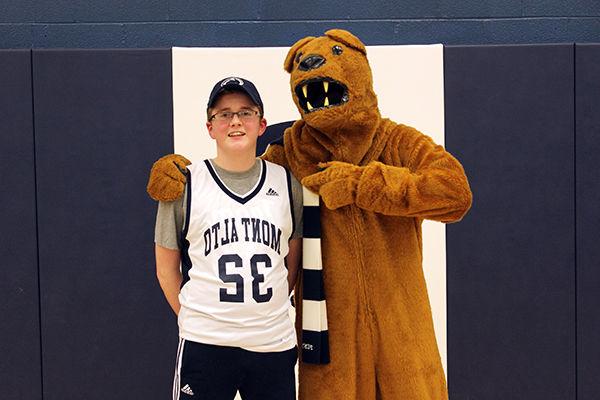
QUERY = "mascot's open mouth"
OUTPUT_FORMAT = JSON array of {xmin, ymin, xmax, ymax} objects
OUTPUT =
[{"xmin": 295, "ymin": 78, "xmax": 348, "ymax": 113}]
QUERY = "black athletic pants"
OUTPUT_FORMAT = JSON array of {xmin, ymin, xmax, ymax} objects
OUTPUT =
[{"xmin": 173, "ymin": 339, "xmax": 297, "ymax": 400}]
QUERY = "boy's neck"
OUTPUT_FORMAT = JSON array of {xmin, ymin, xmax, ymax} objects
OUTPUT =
[{"xmin": 212, "ymin": 152, "xmax": 257, "ymax": 172}]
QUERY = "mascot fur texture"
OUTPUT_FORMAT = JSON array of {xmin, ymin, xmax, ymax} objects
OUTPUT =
[{"xmin": 148, "ymin": 29, "xmax": 472, "ymax": 400}]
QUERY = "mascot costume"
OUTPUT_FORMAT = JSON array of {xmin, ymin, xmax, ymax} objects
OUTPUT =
[{"xmin": 148, "ymin": 29, "xmax": 472, "ymax": 400}]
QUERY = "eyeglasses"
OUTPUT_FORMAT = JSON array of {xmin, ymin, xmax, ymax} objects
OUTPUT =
[{"xmin": 209, "ymin": 109, "xmax": 261, "ymax": 123}]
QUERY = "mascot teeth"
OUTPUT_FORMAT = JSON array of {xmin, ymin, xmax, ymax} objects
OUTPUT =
[{"xmin": 295, "ymin": 78, "xmax": 348, "ymax": 113}]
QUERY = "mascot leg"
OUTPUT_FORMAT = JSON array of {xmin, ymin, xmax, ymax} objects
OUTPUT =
[
  {"xmin": 298, "ymin": 303, "xmax": 376, "ymax": 400},
  {"xmin": 372, "ymin": 301, "xmax": 449, "ymax": 399}
]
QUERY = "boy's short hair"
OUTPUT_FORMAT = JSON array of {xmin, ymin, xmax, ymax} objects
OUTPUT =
[{"xmin": 207, "ymin": 77, "xmax": 264, "ymax": 118}]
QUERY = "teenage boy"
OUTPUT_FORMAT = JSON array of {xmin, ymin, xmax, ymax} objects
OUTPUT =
[{"xmin": 154, "ymin": 77, "xmax": 302, "ymax": 400}]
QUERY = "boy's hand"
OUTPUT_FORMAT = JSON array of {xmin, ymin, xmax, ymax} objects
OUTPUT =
[{"xmin": 147, "ymin": 154, "xmax": 191, "ymax": 201}]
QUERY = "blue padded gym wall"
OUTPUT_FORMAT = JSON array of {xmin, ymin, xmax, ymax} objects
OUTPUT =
[
  {"xmin": 0, "ymin": 50, "xmax": 42, "ymax": 400},
  {"xmin": 32, "ymin": 49, "xmax": 177, "ymax": 400},
  {"xmin": 444, "ymin": 44, "xmax": 576, "ymax": 400},
  {"xmin": 575, "ymin": 43, "xmax": 600, "ymax": 400},
  {"xmin": 2, "ymin": 1, "xmax": 600, "ymax": 48}
]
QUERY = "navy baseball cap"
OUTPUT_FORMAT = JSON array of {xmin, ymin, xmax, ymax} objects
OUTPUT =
[{"xmin": 207, "ymin": 77, "xmax": 264, "ymax": 114}]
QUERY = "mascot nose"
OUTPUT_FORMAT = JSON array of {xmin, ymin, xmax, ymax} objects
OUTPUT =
[{"xmin": 299, "ymin": 55, "xmax": 326, "ymax": 71}]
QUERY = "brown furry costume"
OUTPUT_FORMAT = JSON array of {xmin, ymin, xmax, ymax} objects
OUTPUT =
[{"xmin": 148, "ymin": 29, "xmax": 472, "ymax": 400}]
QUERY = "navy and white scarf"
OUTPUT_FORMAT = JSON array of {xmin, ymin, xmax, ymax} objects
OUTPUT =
[{"xmin": 300, "ymin": 187, "xmax": 330, "ymax": 364}]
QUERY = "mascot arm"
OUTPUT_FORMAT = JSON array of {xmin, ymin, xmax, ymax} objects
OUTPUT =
[
  {"xmin": 302, "ymin": 126, "xmax": 472, "ymax": 222},
  {"xmin": 301, "ymin": 161, "xmax": 363, "ymax": 210},
  {"xmin": 261, "ymin": 142, "xmax": 290, "ymax": 169},
  {"xmin": 147, "ymin": 142, "xmax": 289, "ymax": 202},
  {"xmin": 355, "ymin": 127, "xmax": 472, "ymax": 222},
  {"xmin": 146, "ymin": 154, "xmax": 191, "ymax": 202}
]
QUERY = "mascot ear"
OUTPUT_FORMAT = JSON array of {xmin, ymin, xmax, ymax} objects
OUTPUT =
[
  {"xmin": 325, "ymin": 29, "xmax": 367, "ymax": 55},
  {"xmin": 284, "ymin": 36, "xmax": 315, "ymax": 73}
]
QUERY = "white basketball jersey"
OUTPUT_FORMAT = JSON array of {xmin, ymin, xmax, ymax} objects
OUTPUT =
[{"xmin": 178, "ymin": 159, "xmax": 296, "ymax": 352}]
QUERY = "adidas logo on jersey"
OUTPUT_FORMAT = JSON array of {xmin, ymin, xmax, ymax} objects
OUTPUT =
[
  {"xmin": 266, "ymin": 188, "xmax": 279, "ymax": 196},
  {"xmin": 181, "ymin": 384, "xmax": 194, "ymax": 396}
]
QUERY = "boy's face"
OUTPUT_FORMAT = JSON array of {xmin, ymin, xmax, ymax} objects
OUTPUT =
[{"xmin": 206, "ymin": 92, "xmax": 267, "ymax": 155}]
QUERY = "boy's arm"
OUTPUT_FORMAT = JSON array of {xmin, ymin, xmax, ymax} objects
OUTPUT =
[
  {"xmin": 286, "ymin": 238, "xmax": 302, "ymax": 294},
  {"xmin": 154, "ymin": 190, "xmax": 186, "ymax": 316},
  {"xmin": 155, "ymin": 244, "xmax": 182, "ymax": 315}
]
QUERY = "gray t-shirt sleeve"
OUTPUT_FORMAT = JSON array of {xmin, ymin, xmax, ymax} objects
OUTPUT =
[{"xmin": 154, "ymin": 184, "xmax": 187, "ymax": 250}]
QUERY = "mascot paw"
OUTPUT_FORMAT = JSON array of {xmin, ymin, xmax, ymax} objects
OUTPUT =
[
  {"xmin": 146, "ymin": 154, "xmax": 191, "ymax": 201},
  {"xmin": 302, "ymin": 161, "xmax": 363, "ymax": 209}
]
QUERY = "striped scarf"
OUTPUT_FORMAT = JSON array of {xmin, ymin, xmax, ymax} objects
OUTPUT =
[{"xmin": 300, "ymin": 187, "xmax": 330, "ymax": 364}]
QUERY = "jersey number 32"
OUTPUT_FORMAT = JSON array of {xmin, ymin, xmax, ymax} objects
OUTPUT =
[{"xmin": 218, "ymin": 254, "xmax": 273, "ymax": 303}]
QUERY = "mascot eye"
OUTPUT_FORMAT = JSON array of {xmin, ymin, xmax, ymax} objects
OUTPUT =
[
  {"xmin": 295, "ymin": 52, "xmax": 303, "ymax": 63},
  {"xmin": 332, "ymin": 45, "xmax": 343, "ymax": 55}
]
